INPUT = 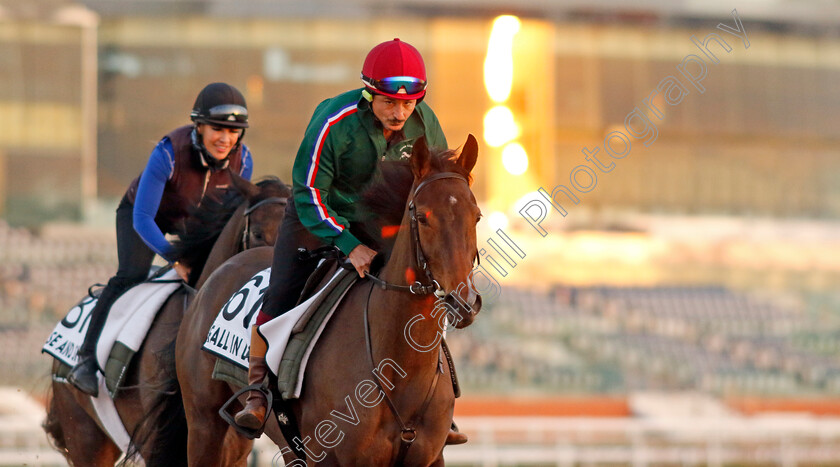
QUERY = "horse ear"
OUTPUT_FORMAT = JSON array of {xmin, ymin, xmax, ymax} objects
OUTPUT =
[
  {"xmin": 411, "ymin": 135, "xmax": 431, "ymax": 179},
  {"xmin": 458, "ymin": 134, "xmax": 479, "ymax": 173},
  {"xmin": 229, "ymin": 169, "xmax": 260, "ymax": 200}
]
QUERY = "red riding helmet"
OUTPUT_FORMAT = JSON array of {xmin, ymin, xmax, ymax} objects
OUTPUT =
[{"xmin": 361, "ymin": 38, "xmax": 427, "ymax": 101}]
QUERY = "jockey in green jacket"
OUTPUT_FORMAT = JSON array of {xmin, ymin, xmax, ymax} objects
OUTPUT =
[
  {"xmin": 289, "ymin": 86, "xmax": 447, "ymax": 256},
  {"xmin": 234, "ymin": 38, "xmax": 468, "ymax": 446}
]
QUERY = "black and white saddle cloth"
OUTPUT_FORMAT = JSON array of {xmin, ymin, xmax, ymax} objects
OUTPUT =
[
  {"xmin": 43, "ymin": 268, "xmax": 183, "ymax": 391},
  {"xmin": 204, "ymin": 265, "xmax": 356, "ymax": 399}
]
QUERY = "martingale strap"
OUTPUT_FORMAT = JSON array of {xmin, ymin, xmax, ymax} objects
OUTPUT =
[
  {"xmin": 440, "ymin": 337, "xmax": 461, "ymax": 398},
  {"xmin": 363, "ymin": 282, "xmax": 443, "ymax": 465}
]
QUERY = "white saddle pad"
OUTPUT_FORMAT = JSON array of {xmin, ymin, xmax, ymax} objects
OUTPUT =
[
  {"xmin": 202, "ymin": 267, "xmax": 272, "ymax": 367},
  {"xmin": 43, "ymin": 268, "xmax": 182, "ymax": 453},
  {"xmin": 43, "ymin": 269, "xmax": 182, "ymax": 369}
]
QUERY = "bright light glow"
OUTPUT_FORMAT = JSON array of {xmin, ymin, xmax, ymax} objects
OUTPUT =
[
  {"xmin": 483, "ymin": 106, "xmax": 519, "ymax": 147},
  {"xmin": 484, "ymin": 15, "xmax": 521, "ymax": 103},
  {"xmin": 487, "ymin": 211, "xmax": 509, "ymax": 231},
  {"xmin": 513, "ymin": 192, "xmax": 543, "ymax": 215},
  {"xmin": 502, "ymin": 142, "xmax": 528, "ymax": 175}
]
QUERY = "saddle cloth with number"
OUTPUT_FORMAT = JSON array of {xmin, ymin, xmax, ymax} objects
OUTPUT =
[
  {"xmin": 41, "ymin": 268, "xmax": 184, "ymax": 453},
  {"xmin": 206, "ymin": 262, "xmax": 357, "ymax": 399},
  {"xmin": 42, "ymin": 268, "xmax": 183, "ymax": 395}
]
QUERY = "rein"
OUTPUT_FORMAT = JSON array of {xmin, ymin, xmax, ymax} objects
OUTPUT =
[{"xmin": 241, "ymin": 197, "xmax": 288, "ymax": 250}]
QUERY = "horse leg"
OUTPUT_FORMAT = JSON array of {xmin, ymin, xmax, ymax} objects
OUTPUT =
[
  {"xmin": 221, "ymin": 428, "xmax": 255, "ymax": 466},
  {"xmin": 180, "ymin": 376, "xmax": 239, "ymax": 466},
  {"xmin": 182, "ymin": 407, "xmax": 252, "ymax": 466},
  {"xmin": 179, "ymin": 347, "xmax": 252, "ymax": 466},
  {"xmin": 49, "ymin": 381, "xmax": 121, "ymax": 466}
]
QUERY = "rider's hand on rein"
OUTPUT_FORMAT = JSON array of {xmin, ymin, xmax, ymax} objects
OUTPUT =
[
  {"xmin": 173, "ymin": 261, "xmax": 191, "ymax": 282},
  {"xmin": 348, "ymin": 244, "xmax": 377, "ymax": 278}
]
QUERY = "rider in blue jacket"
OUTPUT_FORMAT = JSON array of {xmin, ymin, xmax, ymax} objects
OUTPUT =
[{"xmin": 67, "ymin": 83, "xmax": 253, "ymax": 397}]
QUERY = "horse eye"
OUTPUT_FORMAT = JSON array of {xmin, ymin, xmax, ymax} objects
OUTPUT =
[
  {"xmin": 416, "ymin": 213, "xmax": 429, "ymax": 225},
  {"xmin": 476, "ymin": 213, "xmax": 483, "ymax": 224}
]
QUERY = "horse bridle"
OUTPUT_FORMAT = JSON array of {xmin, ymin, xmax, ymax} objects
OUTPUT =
[
  {"xmin": 241, "ymin": 196, "xmax": 288, "ymax": 250},
  {"xmin": 365, "ymin": 171, "xmax": 479, "ymax": 298}
]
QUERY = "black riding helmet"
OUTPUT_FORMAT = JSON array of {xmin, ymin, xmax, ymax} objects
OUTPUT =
[{"xmin": 190, "ymin": 82, "xmax": 249, "ymax": 129}]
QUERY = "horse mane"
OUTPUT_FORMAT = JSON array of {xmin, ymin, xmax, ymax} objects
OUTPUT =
[
  {"xmin": 360, "ymin": 146, "xmax": 471, "ymax": 255},
  {"xmin": 171, "ymin": 177, "xmax": 290, "ymax": 278}
]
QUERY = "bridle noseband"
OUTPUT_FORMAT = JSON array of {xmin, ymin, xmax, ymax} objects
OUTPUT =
[{"xmin": 241, "ymin": 197, "xmax": 288, "ymax": 250}]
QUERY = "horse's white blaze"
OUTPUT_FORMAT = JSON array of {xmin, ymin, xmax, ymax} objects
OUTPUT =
[{"xmin": 449, "ymin": 195, "xmax": 457, "ymax": 205}]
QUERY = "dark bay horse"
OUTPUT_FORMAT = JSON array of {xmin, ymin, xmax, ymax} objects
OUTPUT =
[
  {"xmin": 43, "ymin": 173, "xmax": 290, "ymax": 466},
  {"xmin": 176, "ymin": 135, "xmax": 481, "ymax": 466}
]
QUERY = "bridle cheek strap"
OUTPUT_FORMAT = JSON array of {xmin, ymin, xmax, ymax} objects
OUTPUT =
[
  {"xmin": 241, "ymin": 197, "xmax": 288, "ymax": 250},
  {"xmin": 407, "ymin": 172, "xmax": 469, "ymax": 296}
]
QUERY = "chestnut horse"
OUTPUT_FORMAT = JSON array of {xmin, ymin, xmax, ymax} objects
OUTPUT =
[
  {"xmin": 43, "ymin": 173, "xmax": 290, "ymax": 466},
  {"xmin": 176, "ymin": 135, "xmax": 481, "ymax": 466}
]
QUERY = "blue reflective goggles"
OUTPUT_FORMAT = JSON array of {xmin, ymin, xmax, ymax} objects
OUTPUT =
[{"xmin": 362, "ymin": 75, "xmax": 427, "ymax": 95}]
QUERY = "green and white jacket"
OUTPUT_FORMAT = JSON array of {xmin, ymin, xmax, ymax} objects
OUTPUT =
[{"xmin": 292, "ymin": 88, "xmax": 447, "ymax": 254}]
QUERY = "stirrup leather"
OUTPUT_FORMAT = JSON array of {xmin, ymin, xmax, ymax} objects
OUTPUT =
[{"xmin": 219, "ymin": 383, "xmax": 273, "ymax": 440}]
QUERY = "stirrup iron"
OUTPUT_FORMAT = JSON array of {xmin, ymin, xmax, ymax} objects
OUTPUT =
[{"xmin": 219, "ymin": 383, "xmax": 273, "ymax": 440}]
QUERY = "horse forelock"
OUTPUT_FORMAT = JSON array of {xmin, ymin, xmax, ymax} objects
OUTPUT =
[
  {"xmin": 431, "ymin": 147, "xmax": 473, "ymax": 185},
  {"xmin": 252, "ymin": 176, "xmax": 291, "ymax": 203},
  {"xmin": 362, "ymin": 148, "xmax": 472, "ymax": 225}
]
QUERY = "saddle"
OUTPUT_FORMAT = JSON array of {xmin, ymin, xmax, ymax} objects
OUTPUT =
[
  {"xmin": 217, "ymin": 252, "xmax": 358, "ymax": 442},
  {"xmin": 42, "ymin": 267, "xmax": 186, "ymax": 453},
  {"xmin": 274, "ymin": 259, "xmax": 358, "ymax": 399}
]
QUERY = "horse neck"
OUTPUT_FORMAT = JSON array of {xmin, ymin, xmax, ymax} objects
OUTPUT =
[
  {"xmin": 195, "ymin": 202, "xmax": 247, "ymax": 289},
  {"xmin": 372, "ymin": 215, "xmax": 442, "ymax": 369}
]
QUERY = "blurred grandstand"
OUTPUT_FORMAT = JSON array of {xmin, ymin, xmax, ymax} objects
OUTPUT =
[
  {"xmin": 450, "ymin": 283, "xmax": 840, "ymax": 396},
  {"xmin": 0, "ymin": 219, "xmax": 116, "ymax": 387},
  {"xmin": 4, "ymin": 214, "xmax": 839, "ymax": 398},
  {"xmin": 5, "ymin": 216, "xmax": 840, "ymax": 465}
]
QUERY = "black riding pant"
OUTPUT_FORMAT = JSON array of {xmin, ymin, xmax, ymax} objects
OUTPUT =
[
  {"xmin": 258, "ymin": 202, "xmax": 372, "ymax": 325},
  {"xmin": 79, "ymin": 198, "xmax": 156, "ymax": 356}
]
